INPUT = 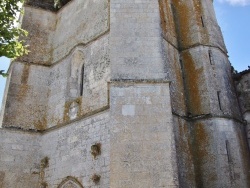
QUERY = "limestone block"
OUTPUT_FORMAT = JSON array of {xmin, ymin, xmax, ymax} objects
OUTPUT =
[
  {"xmin": 162, "ymin": 40, "xmax": 186, "ymax": 116},
  {"xmin": 190, "ymin": 118, "xmax": 250, "ymax": 187},
  {"xmin": 52, "ymin": 0, "xmax": 110, "ymax": 63},
  {"xmin": 0, "ymin": 130, "xmax": 41, "ymax": 188},
  {"xmin": 180, "ymin": 46, "xmax": 240, "ymax": 118},
  {"xmin": 110, "ymin": 0, "xmax": 166, "ymax": 80},
  {"xmin": 2, "ymin": 62, "xmax": 49, "ymax": 130},
  {"xmin": 172, "ymin": 0, "xmax": 227, "ymax": 52},
  {"xmin": 41, "ymin": 112, "xmax": 110, "ymax": 187},
  {"xmin": 110, "ymin": 82, "xmax": 179, "ymax": 188},
  {"xmin": 19, "ymin": 7, "xmax": 56, "ymax": 65}
]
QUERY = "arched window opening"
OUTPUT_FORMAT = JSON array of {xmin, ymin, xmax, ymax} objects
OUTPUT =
[
  {"xmin": 68, "ymin": 50, "xmax": 84, "ymax": 99},
  {"xmin": 57, "ymin": 176, "xmax": 83, "ymax": 188}
]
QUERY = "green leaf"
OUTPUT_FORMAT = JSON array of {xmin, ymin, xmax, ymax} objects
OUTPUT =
[
  {"xmin": 0, "ymin": 0, "xmax": 28, "ymax": 61},
  {"xmin": 0, "ymin": 70, "xmax": 8, "ymax": 77}
]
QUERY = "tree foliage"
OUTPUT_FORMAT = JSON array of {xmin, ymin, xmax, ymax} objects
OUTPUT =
[
  {"xmin": 54, "ymin": 0, "xmax": 62, "ymax": 9},
  {"xmin": 0, "ymin": 0, "xmax": 28, "ymax": 76}
]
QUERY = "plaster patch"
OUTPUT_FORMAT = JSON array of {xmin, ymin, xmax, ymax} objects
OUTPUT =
[
  {"xmin": 122, "ymin": 105, "xmax": 135, "ymax": 116},
  {"xmin": 68, "ymin": 102, "xmax": 79, "ymax": 120},
  {"xmin": 143, "ymin": 96, "xmax": 152, "ymax": 104},
  {"xmin": 11, "ymin": 144, "xmax": 24, "ymax": 150}
]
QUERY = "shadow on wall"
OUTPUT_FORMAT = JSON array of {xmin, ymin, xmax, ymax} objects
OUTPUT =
[{"xmin": 25, "ymin": 0, "xmax": 73, "ymax": 11}]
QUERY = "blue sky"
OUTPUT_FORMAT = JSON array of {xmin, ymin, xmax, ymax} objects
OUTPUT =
[
  {"xmin": 214, "ymin": 0, "xmax": 250, "ymax": 71},
  {"xmin": 0, "ymin": 0, "xmax": 250, "ymax": 109}
]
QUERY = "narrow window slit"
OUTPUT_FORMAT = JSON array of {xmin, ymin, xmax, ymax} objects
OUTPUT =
[
  {"xmin": 208, "ymin": 50, "xmax": 213, "ymax": 65},
  {"xmin": 179, "ymin": 59, "xmax": 185, "ymax": 79},
  {"xmin": 226, "ymin": 140, "xmax": 235, "ymax": 180},
  {"xmin": 226, "ymin": 140, "xmax": 232, "ymax": 163},
  {"xmin": 217, "ymin": 91, "xmax": 222, "ymax": 111},
  {"xmin": 201, "ymin": 16, "xmax": 205, "ymax": 27},
  {"xmin": 179, "ymin": 59, "xmax": 184, "ymax": 70},
  {"xmin": 80, "ymin": 65, "xmax": 84, "ymax": 96}
]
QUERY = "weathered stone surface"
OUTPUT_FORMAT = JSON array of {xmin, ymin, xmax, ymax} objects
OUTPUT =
[
  {"xmin": 52, "ymin": 0, "xmax": 110, "ymax": 63},
  {"xmin": 47, "ymin": 36, "xmax": 110, "ymax": 128},
  {"xmin": 1, "ymin": 10, "xmax": 110, "ymax": 130},
  {"xmin": 162, "ymin": 40, "xmax": 186, "ymax": 116},
  {"xmin": 41, "ymin": 112, "xmax": 110, "ymax": 187},
  {"xmin": 110, "ymin": 0, "xmax": 166, "ymax": 80},
  {"xmin": 235, "ymin": 70, "xmax": 250, "ymax": 114},
  {"xmin": 0, "ymin": 0, "xmax": 250, "ymax": 187},
  {"xmin": 0, "ymin": 130, "xmax": 41, "ymax": 188},
  {"xmin": 18, "ymin": 7, "xmax": 56, "ymax": 65},
  {"xmin": 189, "ymin": 119, "xmax": 250, "ymax": 187},
  {"xmin": 20, "ymin": 0, "xmax": 109, "ymax": 65},
  {"xmin": 110, "ymin": 82, "xmax": 179, "ymax": 188},
  {"xmin": 235, "ymin": 70, "xmax": 250, "ymax": 150},
  {"xmin": 180, "ymin": 46, "xmax": 241, "ymax": 118},
  {"xmin": 172, "ymin": 0, "xmax": 227, "ymax": 52},
  {"xmin": 173, "ymin": 116, "xmax": 196, "ymax": 188},
  {"xmin": 1, "ymin": 62, "xmax": 49, "ymax": 130}
]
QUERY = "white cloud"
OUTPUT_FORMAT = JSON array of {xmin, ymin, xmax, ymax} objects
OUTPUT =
[{"xmin": 218, "ymin": 0, "xmax": 250, "ymax": 6}]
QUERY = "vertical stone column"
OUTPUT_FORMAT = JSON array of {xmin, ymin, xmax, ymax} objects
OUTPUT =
[
  {"xmin": 109, "ymin": 1, "xmax": 179, "ymax": 186},
  {"xmin": 172, "ymin": 0, "xmax": 250, "ymax": 187},
  {"xmin": 110, "ymin": 81, "xmax": 179, "ymax": 187},
  {"xmin": 159, "ymin": 1, "xmax": 197, "ymax": 187}
]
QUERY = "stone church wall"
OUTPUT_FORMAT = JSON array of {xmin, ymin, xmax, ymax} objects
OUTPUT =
[
  {"xmin": 0, "ymin": 129, "xmax": 41, "ymax": 188},
  {"xmin": 0, "ymin": 0, "xmax": 250, "ymax": 187},
  {"xmin": 109, "ymin": 82, "xmax": 179, "ymax": 187},
  {"xmin": 235, "ymin": 70, "xmax": 250, "ymax": 150},
  {"xmin": 110, "ymin": 0, "xmax": 166, "ymax": 80},
  {"xmin": 41, "ymin": 111, "xmax": 110, "ymax": 187},
  {"xmin": 52, "ymin": 0, "xmax": 110, "ymax": 63},
  {"xmin": 20, "ymin": 0, "xmax": 110, "ymax": 65},
  {"xmin": 19, "ymin": 7, "xmax": 56, "ymax": 65},
  {"xmin": 0, "ymin": 111, "xmax": 110, "ymax": 188},
  {"xmin": 46, "ymin": 35, "xmax": 110, "ymax": 129},
  {"xmin": 1, "ymin": 0, "xmax": 111, "ymax": 131},
  {"xmin": 0, "ymin": 62, "xmax": 50, "ymax": 130}
]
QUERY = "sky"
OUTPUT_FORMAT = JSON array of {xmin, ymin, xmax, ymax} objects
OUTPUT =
[
  {"xmin": 0, "ymin": 0, "xmax": 250, "ymax": 109},
  {"xmin": 214, "ymin": 0, "xmax": 250, "ymax": 71}
]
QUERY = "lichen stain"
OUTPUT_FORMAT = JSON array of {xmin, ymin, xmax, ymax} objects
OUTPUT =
[
  {"xmin": 193, "ymin": 0, "xmax": 209, "ymax": 43},
  {"xmin": 76, "ymin": 97, "xmax": 82, "ymax": 117},
  {"xmin": 172, "ymin": 0, "xmax": 209, "ymax": 48},
  {"xmin": 176, "ymin": 118, "xmax": 196, "ymax": 186},
  {"xmin": 63, "ymin": 97, "xmax": 82, "ymax": 122},
  {"xmin": 182, "ymin": 52, "xmax": 203, "ymax": 115},
  {"xmin": 17, "ymin": 85, "xmax": 30, "ymax": 102},
  {"xmin": 191, "ymin": 122, "xmax": 217, "ymax": 187},
  {"xmin": 158, "ymin": 0, "xmax": 167, "ymax": 35},
  {"xmin": 172, "ymin": 0, "xmax": 192, "ymax": 48},
  {"xmin": 236, "ymin": 127, "xmax": 250, "ymax": 185},
  {"xmin": 0, "ymin": 171, "xmax": 5, "ymax": 188},
  {"xmin": 19, "ymin": 20, "xmax": 52, "ymax": 65},
  {"xmin": 48, "ymin": 114, "xmax": 62, "ymax": 129},
  {"xmin": 21, "ymin": 64, "xmax": 30, "ymax": 84},
  {"xmin": 159, "ymin": 0, "xmax": 176, "ymax": 43},
  {"xmin": 63, "ymin": 101, "xmax": 72, "ymax": 122},
  {"xmin": 17, "ymin": 64, "xmax": 31, "ymax": 102},
  {"xmin": 34, "ymin": 115, "xmax": 47, "ymax": 130}
]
